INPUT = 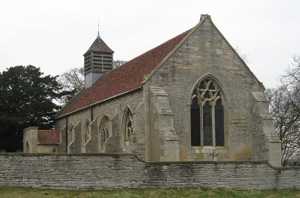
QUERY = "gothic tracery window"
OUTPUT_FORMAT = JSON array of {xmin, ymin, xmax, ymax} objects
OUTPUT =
[
  {"xmin": 124, "ymin": 109, "xmax": 134, "ymax": 144},
  {"xmin": 191, "ymin": 78, "xmax": 224, "ymax": 147}
]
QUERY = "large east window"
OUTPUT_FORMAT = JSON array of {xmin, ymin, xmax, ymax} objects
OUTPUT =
[{"xmin": 191, "ymin": 78, "xmax": 224, "ymax": 146}]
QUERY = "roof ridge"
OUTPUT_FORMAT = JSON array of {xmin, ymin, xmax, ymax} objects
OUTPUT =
[
  {"xmin": 95, "ymin": 29, "xmax": 191, "ymax": 82},
  {"xmin": 58, "ymin": 28, "xmax": 191, "ymax": 118}
]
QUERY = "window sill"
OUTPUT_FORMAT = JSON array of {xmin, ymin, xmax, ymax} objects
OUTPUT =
[
  {"xmin": 192, "ymin": 146, "xmax": 226, "ymax": 154},
  {"xmin": 191, "ymin": 146, "xmax": 227, "ymax": 161}
]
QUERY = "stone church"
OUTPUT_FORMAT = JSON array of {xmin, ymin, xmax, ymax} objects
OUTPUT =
[{"xmin": 24, "ymin": 15, "xmax": 281, "ymax": 166}]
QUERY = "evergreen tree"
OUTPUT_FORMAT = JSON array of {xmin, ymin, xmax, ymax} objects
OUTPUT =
[{"xmin": 0, "ymin": 65, "xmax": 66, "ymax": 151}]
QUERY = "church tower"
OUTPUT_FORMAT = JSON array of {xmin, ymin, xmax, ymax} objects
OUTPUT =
[{"xmin": 84, "ymin": 33, "xmax": 113, "ymax": 88}]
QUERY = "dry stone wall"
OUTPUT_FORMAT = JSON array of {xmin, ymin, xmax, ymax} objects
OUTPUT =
[{"xmin": 0, "ymin": 153, "xmax": 300, "ymax": 189}]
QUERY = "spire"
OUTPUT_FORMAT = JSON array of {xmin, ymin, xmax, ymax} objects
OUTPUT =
[
  {"xmin": 200, "ymin": 14, "xmax": 211, "ymax": 22},
  {"xmin": 83, "ymin": 26, "xmax": 114, "ymax": 88},
  {"xmin": 84, "ymin": 35, "xmax": 113, "ymax": 55},
  {"xmin": 84, "ymin": 21, "xmax": 113, "ymax": 55},
  {"xmin": 97, "ymin": 22, "xmax": 100, "ymax": 38}
]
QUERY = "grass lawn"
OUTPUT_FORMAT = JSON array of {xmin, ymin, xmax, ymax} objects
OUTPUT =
[{"xmin": 0, "ymin": 187, "xmax": 300, "ymax": 198}]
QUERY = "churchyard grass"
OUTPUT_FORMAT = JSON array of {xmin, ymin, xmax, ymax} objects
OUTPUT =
[{"xmin": 0, "ymin": 187, "xmax": 299, "ymax": 198}]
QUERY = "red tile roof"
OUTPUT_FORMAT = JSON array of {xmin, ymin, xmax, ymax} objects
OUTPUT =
[
  {"xmin": 60, "ymin": 29, "xmax": 190, "ymax": 117},
  {"xmin": 38, "ymin": 129, "xmax": 60, "ymax": 145}
]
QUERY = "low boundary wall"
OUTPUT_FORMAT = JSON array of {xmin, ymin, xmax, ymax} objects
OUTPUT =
[{"xmin": 0, "ymin": 153, "xmax": 299, "ymax": 189}]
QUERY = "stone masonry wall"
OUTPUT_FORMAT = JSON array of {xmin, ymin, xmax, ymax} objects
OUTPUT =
[
  {"xmin": 0, "ymin": 153, "xmax": 300, "ymax": 190},
  {"xmin": 147, "ymin": 16, "xmax": 266, "ymax": 161},
  {"xmin": 56, "ymin": 90, "xmax": 146, "ymax": 159}
]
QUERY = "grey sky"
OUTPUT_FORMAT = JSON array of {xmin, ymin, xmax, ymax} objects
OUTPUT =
[{"xmin": 0, "ymin": 0, "xmax": 299, "ymax": 88}]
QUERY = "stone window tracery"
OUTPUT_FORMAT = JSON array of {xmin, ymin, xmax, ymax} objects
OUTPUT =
[
  {"xmin": 191, "ymin": 78, "xmax": 224, "ymax": 147},
  {"xmin": 100, "ymin": 128, "xmax": 109, "ymax": 144}
]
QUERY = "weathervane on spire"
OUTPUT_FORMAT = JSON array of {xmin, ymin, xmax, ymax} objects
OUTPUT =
[{"xmin": 97, "ymin": 20, "xmax": 100, "ymax": 38}]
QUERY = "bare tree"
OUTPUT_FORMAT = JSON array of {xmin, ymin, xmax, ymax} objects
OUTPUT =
[
  {"xmin": 268, "ymin": 56, "xmax": 300, "ymax": 166},
  {"xmin": 60, "ymin": 67, "xmax": 84, "ymax": 92},
  {"xmin": 58, "ymin": 61, "xmax": 127, "ymax": 105},
  {"xmin": 58, "ymin": 67, "xmax": 84, "ymax": 105}
]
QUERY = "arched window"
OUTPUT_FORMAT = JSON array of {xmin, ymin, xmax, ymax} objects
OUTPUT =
[
  {"xmin": 191, "ymin": 78, "xmax": 224, "ymax": 146},
  {"xmin": 98, "ymin": 116, "xmax": 111, "ymax": 152},
  {"xmin": 124, "ymin": 109, "xmax": 134, "ymax": 145}
]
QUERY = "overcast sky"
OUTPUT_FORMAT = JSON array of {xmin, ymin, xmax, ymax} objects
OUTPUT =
[{"xmin": 0, "ymin": 0, "xmax": 299, "ymax": 88}]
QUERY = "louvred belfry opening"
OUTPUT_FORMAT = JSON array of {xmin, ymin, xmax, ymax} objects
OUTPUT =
[{"xmin": 84, "ymin": 34, "xmax": 114, "ymax": 88}]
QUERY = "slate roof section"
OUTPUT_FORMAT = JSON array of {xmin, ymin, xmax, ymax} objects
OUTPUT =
[
  {"xmin": 59, "ymin": 29, "xmax": 191, "ymax": 117},
  {"xmin": 38, "ymin": 129, "xmax": 60, "ymax": 145},
  {"xmin": 84, "ymin": 35, "xmax": 113, "ymax": 55}
]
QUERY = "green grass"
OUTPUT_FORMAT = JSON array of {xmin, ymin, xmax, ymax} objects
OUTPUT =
[{"xmin": 0, "ymin": 187, "xmax": 299, "ymax": 198}]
